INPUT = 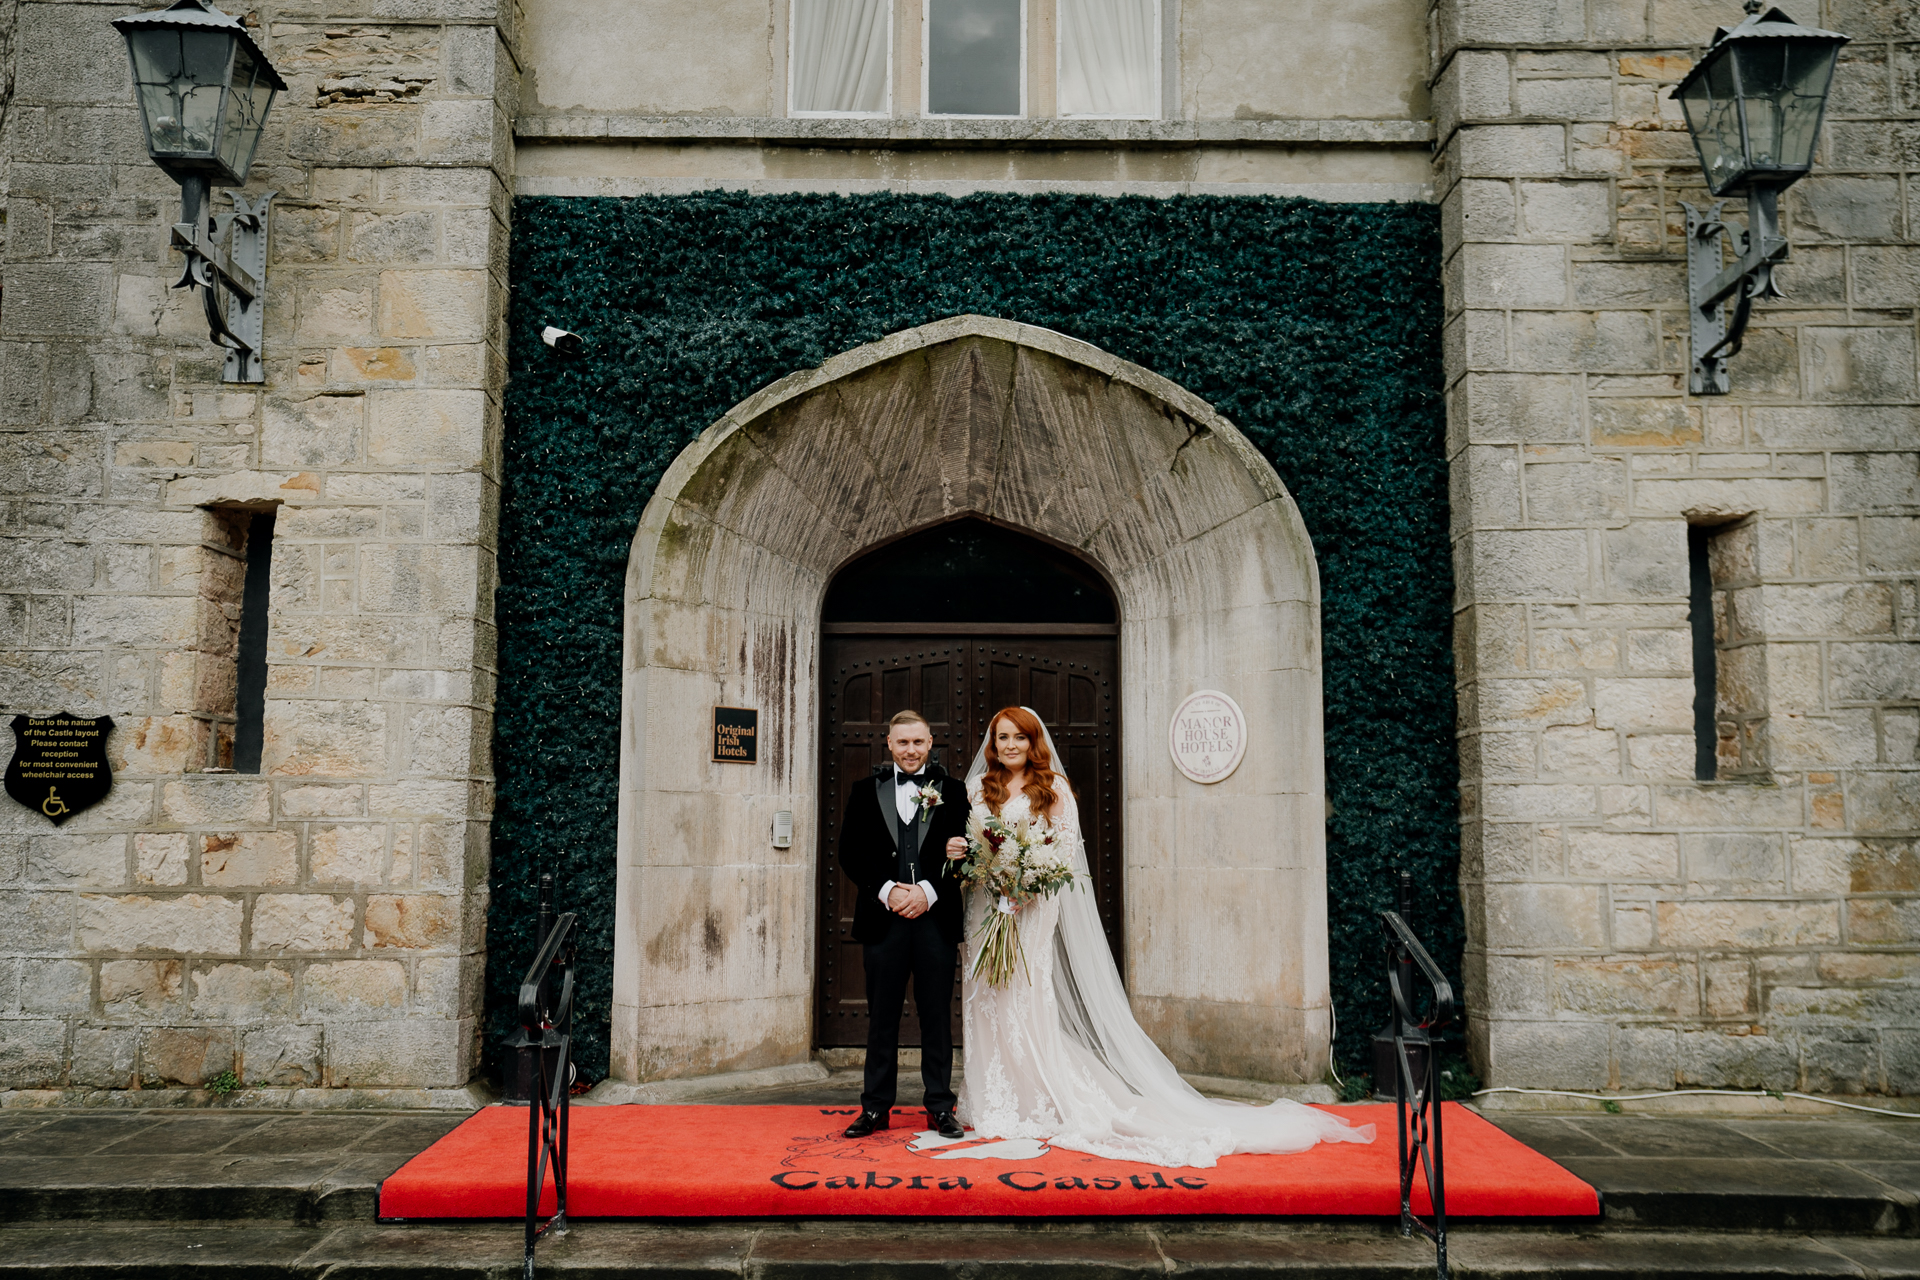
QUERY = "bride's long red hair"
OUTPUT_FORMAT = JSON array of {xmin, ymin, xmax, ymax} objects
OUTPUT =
[{"xmin": 979, "ymin": 706, "xmax": 1064, "ymax": 816}]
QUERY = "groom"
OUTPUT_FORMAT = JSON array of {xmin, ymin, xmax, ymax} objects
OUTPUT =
[{"xmin": 837, "ymin": 709, "xmax": 968, "ymax": 1140}]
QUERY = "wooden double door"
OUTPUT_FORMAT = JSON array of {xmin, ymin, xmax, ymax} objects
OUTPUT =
[{"xmin": 815, "ymin": 628, "xmax": 1121, "ymax": 1047}]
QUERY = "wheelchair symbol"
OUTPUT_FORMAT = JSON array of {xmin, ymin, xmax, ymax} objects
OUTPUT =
[{"xmin": 41, "ymin": 787, "xmax": 69, "ymax": 818}]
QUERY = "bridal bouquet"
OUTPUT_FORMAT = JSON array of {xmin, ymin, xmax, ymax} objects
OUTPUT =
[{"xmin": 957, "ymin": 805, "xmax": 1076, "ymax": 987}]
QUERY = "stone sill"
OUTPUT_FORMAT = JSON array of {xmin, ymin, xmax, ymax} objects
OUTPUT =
[
  {"xmin": 514, "ymin": 114, "xmax": 1435, "ymax": 149},
  {"xmin": 0, "ymin": 1083, "xmax": 493, "ymax": 1111}
]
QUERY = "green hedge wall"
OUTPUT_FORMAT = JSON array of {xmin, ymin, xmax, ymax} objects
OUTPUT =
[{"xmin": 492, "ymin": 192, "xmax": 1457, "ymax": 1082}]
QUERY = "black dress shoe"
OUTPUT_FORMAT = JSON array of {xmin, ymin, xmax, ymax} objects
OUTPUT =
[
  {"xmin": 931, "ymin": 1109, "xmax": 965, "ymax": 1140},
  {"xmin": 843, "ymin": 1108, "xmax": 888, "ymax": 1138}
]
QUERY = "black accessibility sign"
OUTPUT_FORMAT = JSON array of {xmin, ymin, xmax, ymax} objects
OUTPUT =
[{"xmin": 6, "ymin": 713, "xmax": 114, "ymax": 826}]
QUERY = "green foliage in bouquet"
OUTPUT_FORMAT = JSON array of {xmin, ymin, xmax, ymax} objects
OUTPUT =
[{"xmin": 493, "ymin": 192, "xmax": 1457, "ymax": 1080}]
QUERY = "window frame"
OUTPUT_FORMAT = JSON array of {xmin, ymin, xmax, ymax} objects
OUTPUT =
[
  {"xmin": 921, "ymin": 0, "xmax": 1028, "ymax": 120},
  {"xmin": 787, "ymin": 0, "xmax": 895, "ymax": 120},
  {"xmin": 1055, "ymin": 0, "xmax": 1162, "ymax": 120}
]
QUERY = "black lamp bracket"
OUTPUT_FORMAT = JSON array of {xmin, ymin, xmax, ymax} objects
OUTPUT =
[
  {"xmin": 1683, "ymin": 185, "xmax": 1788, "ymax": 396},
  {"xmin": 171, "ymin": 176, "xmax": 273, "ymax": 384}
]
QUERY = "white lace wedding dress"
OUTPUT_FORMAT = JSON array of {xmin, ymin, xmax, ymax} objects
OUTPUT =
[{"xmin": 955, "ymin": 730, "xmax": 1373, "ymax": 1169}]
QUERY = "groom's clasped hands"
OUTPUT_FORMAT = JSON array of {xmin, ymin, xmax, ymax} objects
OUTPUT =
[{"xmin": 884, "ymin": 836, "xmax": 967, "ymax": 918}]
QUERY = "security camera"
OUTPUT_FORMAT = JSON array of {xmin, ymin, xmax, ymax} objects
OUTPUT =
[{"xmin": 541, "ymin": 326, "xmax": 584, "ymax": 355}]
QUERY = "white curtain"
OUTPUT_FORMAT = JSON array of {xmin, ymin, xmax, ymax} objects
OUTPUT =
[
  {"xmin": 791, "ymin": 0, "xmax": 891, "ymax": 114},
  {"xmin": 1058, "ymin": 0, "xmax": 1158, "ymax": 118}
]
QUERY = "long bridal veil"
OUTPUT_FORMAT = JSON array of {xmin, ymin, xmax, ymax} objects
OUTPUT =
[{"xmin": 962, "ymin": 710, "xmax": 1373, "ymax": 1164}]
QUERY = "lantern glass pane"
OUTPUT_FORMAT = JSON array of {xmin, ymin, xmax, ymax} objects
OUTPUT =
[
  {"xmin": 127, "ymin": 28, "xmax": 233, "ymax": 159},
  {"xmin": 216, "ymin": 42, "xmax": 276, "ymax": 181},
  {"xmin": 1681, "ymin": 49, "xmax": 1748, "ymax": 194},
  {"xmin": 1734, "ymin": 38, "xmax": 1839, "ymax": 174}
]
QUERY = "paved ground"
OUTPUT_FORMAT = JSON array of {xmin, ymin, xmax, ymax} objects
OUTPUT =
[{"xmin": 1, "ymin": 1081, "xmax": 1918, "ymax": 1276}]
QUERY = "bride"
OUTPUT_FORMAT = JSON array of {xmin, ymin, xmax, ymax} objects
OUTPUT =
[{"xmin": 941, "ymin": 705, "xmax": 1374, "ymax": 1168}]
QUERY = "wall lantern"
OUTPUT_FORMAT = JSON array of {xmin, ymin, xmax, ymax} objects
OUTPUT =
[
  {"xmin": 113, "ymin": 0, "xmax": 286, "ymax": 383},
  {"xmin": 1671, "ymin": 1, "xmax": 1847, "ymax": 395}
]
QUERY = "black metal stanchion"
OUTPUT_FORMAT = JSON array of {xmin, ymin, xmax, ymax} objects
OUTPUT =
[
  {"xmin": 515, "ymin": 873, "xmax": 576, "ymax": 1280},
  {"xmin": 1378, "ymin": 870, "xmax": 1455, "ymax": 1280}
]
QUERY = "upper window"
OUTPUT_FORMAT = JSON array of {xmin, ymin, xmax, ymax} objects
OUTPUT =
[
  {"xmin": 926, "ymin": 0, "xmax": 1023, "ymax": 117},
  {"xmin": 790, "ymin": 0, "xmax": 892, "ymax": 116},
  {"xmin": 1057, "ymin": 0, "xmax": 1159, "ymax": 118}
]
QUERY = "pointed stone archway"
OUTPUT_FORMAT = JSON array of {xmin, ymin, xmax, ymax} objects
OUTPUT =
[{"xmin": 612, "ymin": 315, "xmax": 1329, "ymax": 1086}]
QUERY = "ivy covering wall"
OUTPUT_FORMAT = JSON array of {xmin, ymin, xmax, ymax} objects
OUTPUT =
[{"xmin": 492, "ymin": 192, "xmax": 1456, "ymax": 1081}]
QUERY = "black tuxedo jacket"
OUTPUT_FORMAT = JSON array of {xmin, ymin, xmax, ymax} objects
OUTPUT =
[{"xmin": 839, "ymin": 765, "xmax": 969, "ymax": 947}]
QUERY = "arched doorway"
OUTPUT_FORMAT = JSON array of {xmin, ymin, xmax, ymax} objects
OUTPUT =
[
  {"xmin": 613, "ymin": 315, "xmax": 1329, "ymax": 1087},
  {"xmin": 814, "ymin": 519, "xmax": 1123, "ymax": 1047}
]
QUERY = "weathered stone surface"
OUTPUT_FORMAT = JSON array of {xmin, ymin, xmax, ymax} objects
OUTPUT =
[
  {"xmin": 77, "ymin": 895, "xmax": 244, "ymax": 955},
  {"xmin": 303, "ymin": 960, "xmax": 407, "ymax": 1017},
  {"xmin": 251, "ymin": 895, "xmax": 357, "ymax": 954}
]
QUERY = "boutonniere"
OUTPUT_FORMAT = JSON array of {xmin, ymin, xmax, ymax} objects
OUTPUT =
[{"xmin": 913, "ymin": 782, "xmax": 944, "ymax": 818}]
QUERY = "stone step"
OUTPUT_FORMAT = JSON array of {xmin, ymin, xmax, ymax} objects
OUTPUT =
[{"xmin": 0, "ymin": 1222, "xmax": 1916, "ymax": 1279}]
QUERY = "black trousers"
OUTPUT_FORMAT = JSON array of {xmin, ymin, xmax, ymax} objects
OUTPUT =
[{"xmin": 860, "ymin": 912, "xmax": 957, "ymax": 1113}]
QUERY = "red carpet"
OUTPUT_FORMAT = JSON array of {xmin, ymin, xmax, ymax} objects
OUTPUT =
[{"xmin": 379, "ymin": 1103, "xmax": 1597, "ymax": 1220}]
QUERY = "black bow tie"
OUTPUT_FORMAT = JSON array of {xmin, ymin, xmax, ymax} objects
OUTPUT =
[{"xmin": 896, "ymin": 770, "xmax": 930, "ymax": 787}]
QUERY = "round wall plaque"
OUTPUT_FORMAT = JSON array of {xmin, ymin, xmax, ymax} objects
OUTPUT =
[{"xmin": 1167, "ymin": 690, "xmax": 1247, "ymax": 784}]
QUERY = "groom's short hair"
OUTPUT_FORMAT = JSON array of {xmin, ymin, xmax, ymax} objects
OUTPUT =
[{"xmin": 888, "ymin": 710, "xmax": 931, "ymax": 732}]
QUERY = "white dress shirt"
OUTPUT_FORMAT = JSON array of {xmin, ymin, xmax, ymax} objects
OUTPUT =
[{"xmin": 878, "ymin": 769, "xmax": 939, "ymax": 911}]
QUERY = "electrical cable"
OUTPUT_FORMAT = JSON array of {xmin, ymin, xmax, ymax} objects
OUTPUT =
[{"xmin": 1472, "ymin": 1085, "xmax": 1920, "ymax": 1119}]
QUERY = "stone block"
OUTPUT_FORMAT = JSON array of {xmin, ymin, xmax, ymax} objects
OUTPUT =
[
  {"xmin": 260, "ymin": 701, "xmax": 388, "ymax": 777},
  {"xmin": 1460, "ymin": 243, "xmax": 1567, "ymax": 308},
  {"xmin": 1541, "ymin": 725, "xmax": 1621, "ymax": 776},
  {"xmin": 0, "ymin": 1021, "xmax": 67, "ymax": 1088},
  {"xmin": 279, "ymin": 784, "xmax": 366, "ymax": 818},
  {"xmin": 1513, "ymin": 311, "xmax": 1657, "ymax": 372},
  {"xmin": 133, "ymin": 832, "xmax": 190, "ymax": 886},
  {"xmin": 1632, "ymin": 477, "xmax": 1825, "ymax": 519},
  {"xmin": 1594, "ymin": 678, "xmax": 1693, "ymax": 732},
  {"xmin": 1532, "ymin": 627, "xmax": 1619, "ymax": 671},
  {"xmin": 100, "ymin": 959, "xmax": 183, "ymax": 1018},
  {"xmin": 1457, "ymin": 528, "xmax": 1588, "ymax": 602},
  {"xmin": 324, "ymin": 1017, "xmax": 471, "ymax": 1087},
  {"xmin": 1514, "ymin": 77, "xmax": 1613, "ymax": 119},
  {"xmin": 1657, "ymin": 899, "xmax": 1840, "ymax": 948},
  {"xmin": 1567, "ymin": 829, "xmax": 1677, "ymax": 879},
  {"xmin": 1590, "ymin": 398, "xmax": 1700, "ymax": 448},
  {"xmin": 1862, "ymin": 517, "xmax": 1919, "ymax": 573},
  {"xmin": 251, "ymin": 894, "xmax": 356, "ymax": 953},
  {"xmin": 346, "ymin": 211, "xmax": 438, "ymax": 264},
  {"xmin": 0, "ymin": 891, "xmax": 73, "ymax": 953},
  {"xmin": 241, "ymin": 1023, "xmax": 324, "ymax": 1086},
  {"xmin": 197, "ymin": 831, "xmax": 297, "ymax": 888},
  {"xmin": 262, "ymin": 394, "xmax": 365, "ymax": 468},
  {"xmin": 159, "ymin": 778, "xmax": 272, "ymax": 826},
  {"xmin": 190, "ymin": 962, "xmax": 294, "ymax": 1022},
  {"xmin": 296, "ymin": 282, "xmax": 377, "ymax": 343},
  {"xmin": 1808, "ymin": 327, "xmax": 1918, "ymax": 401},
  {"xmin": 0, "ymin": 264, "xmax": 113, "ymax": 337},
  {"xmin": 1525, "ymin": 456, "xmax": 1630, "ymax": 524},
  {"xmin": 1457, "ymin": 122, "xmax": 1569, "ymax": 178},
  {"xmin": 311, "ymin": 826, "xmax": 387, "ymax": 884},
  {"xmin": 378, "ymin": 269, "xmax": 487, "ymax": 341},
  {"xmin": 333, "ymin": 346, "xmax": 419, "ymax": 383},
  {"xmin": 1830, "ymin": 642, "xmax": 1918, "ymax": 703},
  {"xmin": 1554, "ymin": 958, "xmax": 1697, "ymax": 1017},
  {"xmin": 1452, "ymin": 373, "xmax": 1582, "ymax": 445},
  {"xmin": 364, "ymin": 894, "xmax": 460, "ymax": 951},
  {"xmin": 1831, "ymin": 452, "xmax": 1919, "ymax": 512},
  {"xmin": 1684, "ymin": 832, "xmax": 1785, "ymax": 884},
  {"xmin": 1789, "ymin": 176, "xmax": 1901, "ymax": 242},
  {"xmin": 26, "ymin": 832, "xmax": 126, "ymax": 887},
  {"xmin": 1603, "ymin": 522, "xmax": 1689, "ymax": 598},
  {"xmin": 1677, "ymin": 1029, "xmax": 1798, "ymax": 1089},
  {"xmin": 19, "ymin": 958, "xmax": 90, "ymax": 1014},
  {"xmin": 303, "ymin": 960, "xmax": 407, "ymax": 1017},
  {"xmin": 1766, "ymin": 583, "xmax": 1896, "ymax": 638},
  {"xmin": 1852, "ymin": 246, "xmax": 1920, "ymax": 308},
  {"xmin": 368, "ymin": 389, "xmax": 486, "ymax": 465},
  {"xmin": 140, "ymin": 1026, "xmax": 234, "ymax": 1087},
  {"xmin": 271, "ymin": 207, "xmax": 343, "ymax": 265},
  {"xmin": 1476, "ymin": 677, "xmax": 1591, "ymax": 728},
  {"xmin": 1850, "ymin": 898, "xmax": 1920, "ymax": 945},
  {"xmin": 1851, "ymin": 772, "xmax": 1920, "ymax": 834},
  {"xmin": 1486, "ymin": 882, "xmax": 1606, "ymax": 948},
  {"xmin": 1484, "ymin": 1018, "xmax": 1609, "ymax": 1090},
  {"xmin": 70, "ymin": 1026, "xmax": 137, "ymax": 1088},
  {"xmin": 77, "ymin": 894, "xmax": 243, "ymax": 954}
]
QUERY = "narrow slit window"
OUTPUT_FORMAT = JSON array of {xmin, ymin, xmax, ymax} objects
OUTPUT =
[
  {"xmin": 1687, "ymin": 525, "xmax": 1716, "ymax": 781},
  {"xmin": 1058, "ymin": 0, "xmax": 1159, "ymax": 118},
  {"xmin": 790, "ymin": 0, "xmax": 892, "ymax": 116},
  {"xmin": 927, "ymin": 0, "xmax": 1023, "ymax": 116},
  {"xmin": 231, "ymin": 508, "xmax": 276, "ymax": 774}
]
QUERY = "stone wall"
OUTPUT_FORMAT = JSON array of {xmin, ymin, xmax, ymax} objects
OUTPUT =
[
  {"xmin": 1440, "ymin": 0, "xmax": 1920, "ymax": 1092},
  {"xmin": 0, "ymin": 0, "xmax": 516, "ymax": 1092}
]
